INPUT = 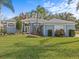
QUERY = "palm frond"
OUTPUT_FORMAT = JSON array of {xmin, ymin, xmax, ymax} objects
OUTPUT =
[
  {"xmin": 68, "ymin": 0, "xmax": 73, "ymax": 4},
  {"xmin": 68, "ymin": 0, "xmax": 79, "ymax": 10},
  {"xmin": 0, "ymin": 0, "xmax": 14, "ymax": 12},
  {"xmin": 76, "ymin": 2, "xmax": 79, "ymax": 10}
]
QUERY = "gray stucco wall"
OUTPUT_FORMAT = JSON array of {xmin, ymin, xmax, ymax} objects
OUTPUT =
[
  {"xmin": 43, "ymin": 24, "xmax": 75, "ymax": 37},
  {"xmin": 66, "ymin": 24, "xmax": 75, "ymax": 36},
  {"xmin": 43, "ymin": 24, "xmax": 54, "ymax": 36},
  {"xmin": 30, "ymin": 23, "xmax": 34, "ymax": 34}
]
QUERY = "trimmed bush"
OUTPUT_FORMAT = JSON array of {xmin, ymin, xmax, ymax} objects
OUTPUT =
[
  {"xmin": 55, "ymin": 29, "xmax": 65, "ymax": 37},
  {"xmin": 69, "ymin": 30, "xmax": 75, "ymax": 37},
  {"xmin": 55, "ymin": 30, "xmax": 60, "ymax": 37}
]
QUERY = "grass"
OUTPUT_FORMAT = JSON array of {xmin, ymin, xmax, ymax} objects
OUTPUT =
[{"xmin": 0, "ymin": 34, "xmax": 79, "ymax": 59}]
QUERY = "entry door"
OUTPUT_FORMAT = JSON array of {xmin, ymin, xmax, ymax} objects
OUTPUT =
[
  {"xmin": 48, "ymin": 30, "xmax": 52, "ymax": 36},
  {"xmin": 25, "ymin": 26, "xmax": 30, "ymax": 33}
]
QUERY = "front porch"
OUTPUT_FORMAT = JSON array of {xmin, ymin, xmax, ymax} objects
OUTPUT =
[{"xmin": 22, "ymin": 22, "xmax": 30, "ymax": 34}]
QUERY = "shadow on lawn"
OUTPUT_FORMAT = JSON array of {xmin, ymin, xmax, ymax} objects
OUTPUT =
[
  {"xmin": 50, "ymin": 40, "xmax": 79, "ymax": 47},
  {"xmin": 1, "ymin": 40, "xmax": 79, "ymax": 59}
]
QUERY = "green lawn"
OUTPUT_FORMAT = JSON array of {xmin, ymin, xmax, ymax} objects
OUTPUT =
[{"xmin": 0, "ymin": 35, "xmax": 79, "ymax": 59}]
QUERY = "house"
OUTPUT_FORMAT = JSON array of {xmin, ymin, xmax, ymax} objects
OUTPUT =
[
  {"xmin": 2, "ymin": 20, "xmax": 16, "ymax": 34},
  {"xmin": 2, "ymin": 18, "xmax": 76, "ymax": 36},
  {"xmin": 22, "ymin": 18, "xmax": 76, "ymax": 37}
]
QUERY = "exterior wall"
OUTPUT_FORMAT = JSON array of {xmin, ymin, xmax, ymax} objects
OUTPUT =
[
  {"xmin": 43, "ymin": 24, "xmax": 65, "ymax": 36},
  {"xmin": 43, "ymin": 24, "xmax": 54, "ymax": 36},
  {"xmin": 66, "ymin": 24, "xmax": 75, "ymax": 36},
  {"xmin": 30, "ymin": 23, "xmax": 34, "ymax": 34},
  {"xmin": 43, "ymin": 23, "xmax": 75, "ymax": 37},
  {"xmin": 30, "ymin": 23, "xmax": 44, "ymax": 34}
]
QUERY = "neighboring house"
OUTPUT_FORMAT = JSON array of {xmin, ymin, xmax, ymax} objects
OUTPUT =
[
  {"xmin": 2, "ymin": 18, "xmax": 76, "ymax": 36},
  {"xmin": 2, "ymin": 20, "xmax": 16, "ymax": 33}
]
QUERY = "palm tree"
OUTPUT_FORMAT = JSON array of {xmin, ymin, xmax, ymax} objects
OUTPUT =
[
  {"xmin": 0, "ymin": 0, "xmax": 14, "ymax": 35},
  {"xmin": 30, "ymin": 5, "xmax": 47, "ymax": 19},
  {"xmin": 0, "ymin": 0, "xmax": 14, "ymax": 12},
  {"xmin": 35, "ymin": 5, "xmax": 47, "ymax": 35},
  {"xmin": 30, "ymin": 10, "xmax": 37, "ymax": 18},
  {"xmin": 36, "ymin": 5, "xmax": 47, "ymax": 19}
]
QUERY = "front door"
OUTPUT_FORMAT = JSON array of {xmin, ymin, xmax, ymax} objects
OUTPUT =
[
  {"xmin": 25, "ymin": 26, "xmax": 30, "ymax": 33},
  {"xmin": 48, "ymin": 30, "xmax": 52, "ymax": 36}
]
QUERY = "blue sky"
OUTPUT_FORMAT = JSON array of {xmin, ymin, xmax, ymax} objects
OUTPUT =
[{"xmin": 1, "ymin": 0, "xmax": 79, "ymax": 19}]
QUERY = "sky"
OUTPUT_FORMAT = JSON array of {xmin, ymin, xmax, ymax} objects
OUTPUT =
[{"xmin": 1, "ymin": 0, "xmax": 79, "ymax": 19}]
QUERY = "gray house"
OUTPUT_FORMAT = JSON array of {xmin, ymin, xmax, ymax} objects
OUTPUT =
[
  {"xmin": 2, "ymin": 20, "xmax": 16, "ymax": 33},
  {"xmin": 22, "ymin": 18, "xmax": 76, "ymax": 37},
  {"xmin": 2, "ymin": 18, "xmax": 76, "ymax": 36}
]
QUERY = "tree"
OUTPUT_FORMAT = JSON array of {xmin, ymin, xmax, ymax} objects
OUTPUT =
[
  {"xmin": 0, "ymin": 0, "xmax": 14, "ymax": 12},
  {"xmin": 49, "ymin": 12, "xmax": 76, "ymax": 21},
  {"xmin": 30, "ymin": 5, "xmax": 47, "ymax": 19},
  {"xmin": 16, "ymin": 17, "xmax": 22, "ymax": 33},
  {"xmin": 30, "ymin": 10, "xmax": 37, "ymax": 18},
  {"xmin": 0, "ymin": 0, "xmax": 14, "ymax": 34},
  {"xmin": 68, "ymin": 0, "xmax": 79, "ymax": 10},
  {"xmin": 36, "ymin": 5, "xmax": 47, "ymax": 19},
  {"xmin": 34, "ymin": 5, "xmax": 48, "ymax": 34}
]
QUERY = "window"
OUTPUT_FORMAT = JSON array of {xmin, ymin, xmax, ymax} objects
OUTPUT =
[{"xmin": 8, "ymin": 23, "xmax": 15, "ymax": 27}]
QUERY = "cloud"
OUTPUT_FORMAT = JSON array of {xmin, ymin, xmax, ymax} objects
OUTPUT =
[{"xmin": 43, "ymin": 0, "xmax": 79, "ymax": 19}]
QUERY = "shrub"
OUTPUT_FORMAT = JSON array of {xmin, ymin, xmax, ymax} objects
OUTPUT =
[
  {"xmin": 0, "ymin": 27, "xmax": 7, "ymax": 35},
  {"xmin": 55, "ymin": 30, "xmax": 60, "ymax": 37},
  {"xmin": 60, "ymin": 29, "xmax": 65, "ymax": 36},
  {"xmin": 16, "ymin": 17, "xmax": 22, "ymax": 33},
  {"xmin": 55, "ymin": 29, "xmax": 65, "ymax": 37},
  {"xmin": 69, "ymin": 30, "xmax": 75, "ymax": 37}
]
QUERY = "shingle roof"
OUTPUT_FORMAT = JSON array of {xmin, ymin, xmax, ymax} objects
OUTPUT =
[
  {"xmin": 25, "ymin": 18, "xmax": 75, "ymax": 24},
  {"xmin": 45, "ymin": 18, "xmax": 75, "ymax": 24},
  {"xmin": 22, "ymin": 18, "xmax": 45, "ymax": 23}
]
